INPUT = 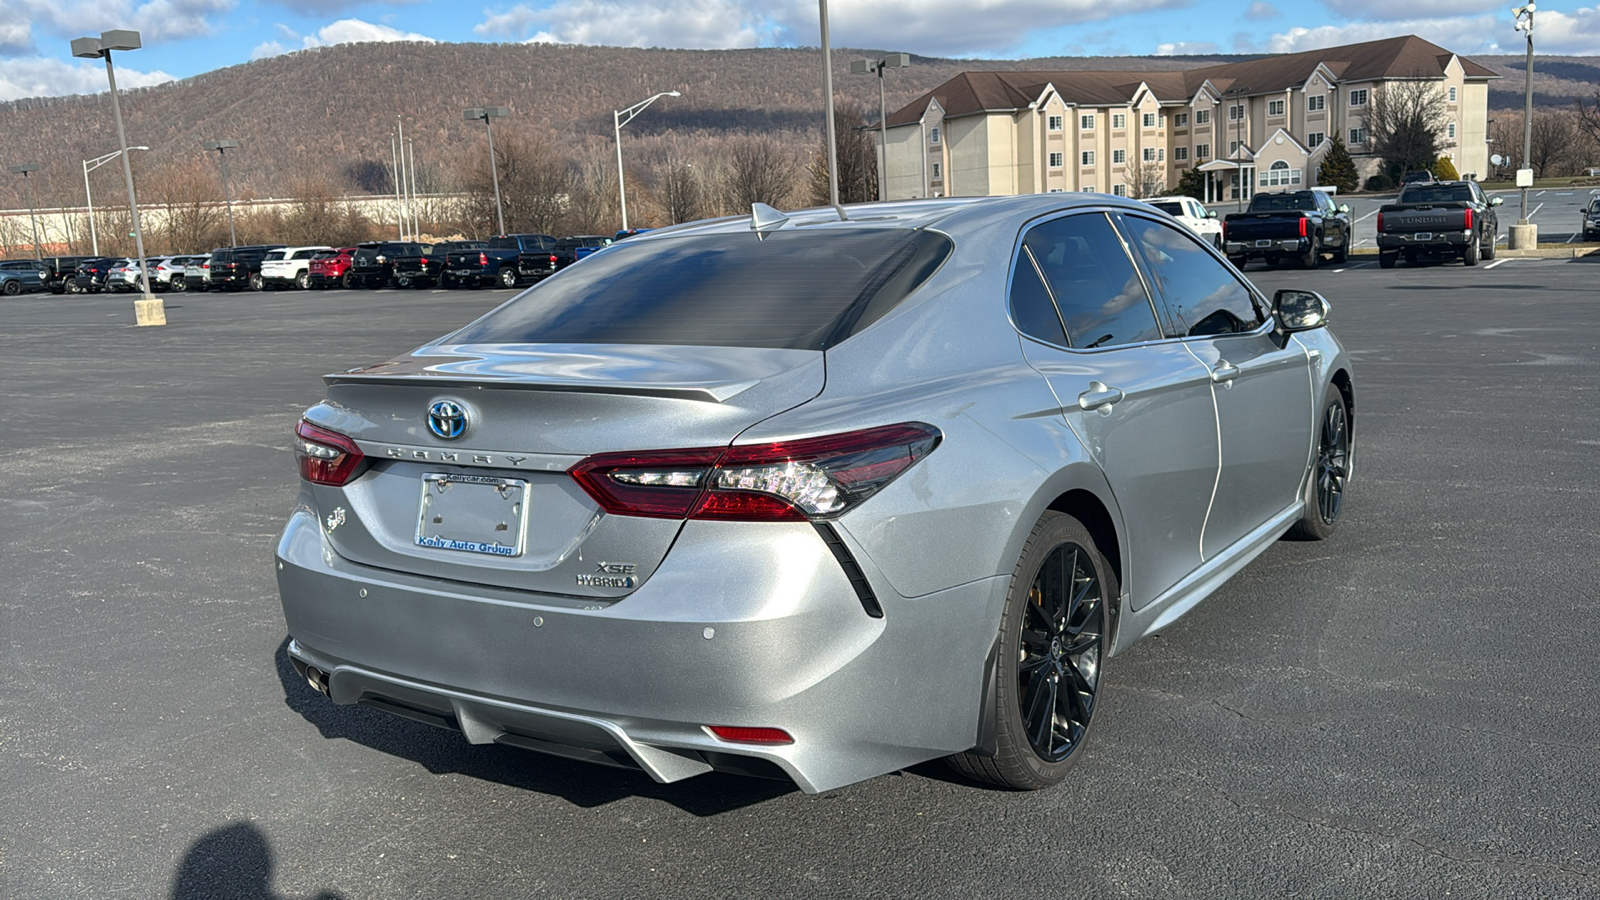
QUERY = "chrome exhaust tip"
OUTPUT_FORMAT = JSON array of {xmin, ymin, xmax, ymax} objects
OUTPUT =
[{"xmin": 305, "ymin": 665, "xmax": 331, "ymax": 696}]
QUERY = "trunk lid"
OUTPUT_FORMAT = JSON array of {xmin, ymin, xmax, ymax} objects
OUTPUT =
[{"xmin": 303, "ymin": 343, "xmax": 824, "ymax": 598}]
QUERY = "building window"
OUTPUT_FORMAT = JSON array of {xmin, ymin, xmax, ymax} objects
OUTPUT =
[
  {"xmin": 1048, "ymin": 114, "xmax": 1063, "ymax": 131},
  {"xmin": 1268, "ymin": 99, "xmax": 1284, "ymax": 116},
  {"xmin": 1196, "ymin": 143, "xmax": 1210, "ymax": 159},
  {"xmin": 929, "ymin": 127, "xmax": 940, "ymax": 144},
  {"xmin": 1308, "ymin": 131, "xmax": 1324, "ymax": 148},
  {"xmin": 1081, "ymin": 151, "xmax": 1096, "ymax": 166},
  {"xmin": 1349, "ymin": 127, "xmax": 1366, "ymax": 144},
  {"xmin": 1229, "ymin": 104, "xmax": 1244, "ymax": 121},
  {"xmin": 1449, "ymin": 86, "xmax": 1458, "ymax": 102},
  {"xmin": 1308, "ymin": 95, "xmax": 1325, "ymax": 112},
  {"xmin": 932, "ymin": 162, "xmax": 942, "ymax": 178},
  {"xmin": 1142, "ymin": 147, "xmax": 1156, "ymax": 162},
  {"xmin": 1174, "ymin": 112, "xmax": 1189, "ymax": 127},
  {"xmin": 1195, "ymin": 109, "xmax": 1211, "ymax": 125},
  {"xmin": 1083, "ymin": 184, "xmax": 1096, "ymax": 192},
  {"xmin": 1049, "ymin": 152, "xmax": 1064, "ymax": 168},
  {"xmin": 1113, "ymin": 184, "xmax": 1128, "ymax": 197},
  {"xmin": 1447, "ymin": 122, "xmax": 1456, "ymax": 139},
  {"xmin": 1229, "ymin": 140, "xmax": 1239, "ymax": 156},
  {"xmin": 1175, "ymin": 146, "xmax": 1189, "ymax": 161},
  {"xmin": 1112, "ymin": 114, "xmax": 1126, "ymax": 128},
  {"xmin": 1113, "ymin": 149, "xmax": 1126, "ymax": 164},
  {"xmin": 1143, "ymin": 113, "xmax": 1157, "ymax": 127},
  {"xmin": 1260, "ymin": 160, "xmax": 1302, "ymax": 187},
  {"xmin": 1349, "ymin": 89, "xmax": 1368, "ymax": 107},
  {"xmin": 1081, "ymin": 114, "xmax": 1095, "ymax": 130}
]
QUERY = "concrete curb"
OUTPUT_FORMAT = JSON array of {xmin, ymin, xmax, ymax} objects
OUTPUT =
[{"xmin": 1348, "ymin": 247, "xmax": 1598, "ymax": 259}]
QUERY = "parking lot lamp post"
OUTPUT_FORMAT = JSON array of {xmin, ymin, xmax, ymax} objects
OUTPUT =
[
  {"xmin": 464, "ymin": 107, "xmax": 509, "ymax": 235},
  {"xmin": 850, "ymin": 54, "xmax": 910, "ymax": 202},
  {"xmin": 613, "ymin": 91, "xmax": 680, "ymax": 232},
  {"xmin": 8, "ymin": 164, "xmax": 43, "ymax": 260},
  {"xmin": 1226, "ymin": 85, "xmax": 1250, "ymax": 211},
  {"xmin": 72, "ymin": 29, "xmax": 160, "ymax": 324},
  {"xmin": 1512, "ymin": 3, "xmax": 1537, "ymax": 248},
  {"xmin": 82, "ymin": 146, "xmax": 148, "ymax": 256},
  {"xmin": 202, "ymin": 139, "xmax": 240, "ymax": 247}
]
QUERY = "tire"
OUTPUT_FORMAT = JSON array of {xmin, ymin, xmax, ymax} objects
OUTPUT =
[
  {"xmin": 2, "ymin": 280, "xmax": 19, "ymax": 295},
  {"xmin": 1331, "ymin": 235, "xmax": 1348, "ymax": 264},
  {"xmin": 249, "ymin": 273, "xmax": 264, "ymax": 291},
  {"xmin": 1227, "ymin": 255, "xmax": 1248, "ymax": 269},
  {"xmin": 440, "ymin": 273, "xmax": 455, "ymax": 290},
  {"xmin": 498, "ymin": 266, "xmax": 518, "ymax": 289},
  {"xmin": 1483, "ymin": 234, "xmax": 1497, "ymax": 260},
  {"xmin": 1378, "ymin": 252, "xmax": 1397, "ymax": 269},
  {"xmin": 341, "ymin": 272, "xmax": 355, "ymax": 290},
  {"xmin": 294, "ymin": 271, "xmax": 310, "ymax": 290},
  {"xmin": 1301, "ymin": 236, "xmax": 1320, "ymax": 269},
  {"xmin": 1463, "ymin": 238, "xmax": 1480, "ymax": 266},
  {"xmin": 171, "ymin": 278, "xmax": 186, "ymax": 293},
  {"xmin": 396, "ymin": 275, "xmax": 412, "ymax": 289},
  {"xmin": 1264, "ymin": 253, "xmax": 1281, "ymax": 268},
  {"xmin": 1287, "ymin": 391, "xmax": 1351, "ymax": 541},
  {"xmin": 948, "ymin": 511, "xmax": 1113, "ymax": 790}
]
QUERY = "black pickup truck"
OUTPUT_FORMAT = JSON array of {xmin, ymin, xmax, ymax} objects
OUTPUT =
[
  {"xmin": 445, "ymin": 234, "xmax": 557, "ymax": 289},
  {"xmin": 392, "ymin": 240, "xmax": 488, "ymax": 288},
  {"xmin": 1375, "ymin": 180, "xmax": 1502, "ymax": 268},
  {"xmin": 1223, "ymin": 190, "xmax": 1353, "ymax": 269}
]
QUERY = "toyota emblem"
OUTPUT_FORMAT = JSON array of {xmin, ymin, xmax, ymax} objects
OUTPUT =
[{"xmin": 427, "ymin": 400, "xmax": 468, "ymax": 440}]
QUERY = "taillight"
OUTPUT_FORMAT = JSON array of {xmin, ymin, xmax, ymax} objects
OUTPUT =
[
  {"xmin": 1298, "ymin": 216, "xmax": 1308, "ymax": 238},
  {"xmin": 549, "ymin": 254, "xmax": 557, "ymax": 265},
  {"xmin": 1463, "ymin": 208, "xmax": 1473, "ymax": 230},
  {"xmin": 570, "ymin": 423, "xmax": 941, "ymax": 522},
  {"xmin": 478, "ymin": 252, "xmax": 489, "ymax": 266},
  {"xmin": 1377, "ymin": 212, "xmax": 1385, "ymax": 232},
  {"xmin": 294, "ymin": 420, "xmax": 366, "ymax": 486}
]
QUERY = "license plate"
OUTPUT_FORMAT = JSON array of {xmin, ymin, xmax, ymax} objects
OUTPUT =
[
  {"xmin": 1255, "ymin": 239, "xmax": 1272, "ymax": 248},
  {"xmin": 1414, "ymin": 232, "xmax": 1433, "ymax": 241},
  {"xmin": 415, "ymin": 473, "xmax": 529, "ymax": 557}
]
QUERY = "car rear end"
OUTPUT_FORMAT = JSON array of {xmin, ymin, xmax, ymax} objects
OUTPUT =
[
  {"xmin": 207, "ymin": 250, "xmax": 250, "ymax": 290},
  {"xmin": 308, "ymin": 249, "xmax": 353, "ymax": 288},
  {"xmin": 445, "ymin": 248, "xmax": 495, "ymax": 286},
  {"xmin": 1223, "ymin": 211, "xmax": 1312, "ymax": 259},
  {"xmin": 74, "ymin": 258, "xmax": 114, "ymax": 292},
  {"xmin": 1376, "ymin": 204, "xmax": 1474, "ymax": 258},
  {"xmin": 278, "ymin": 219, "xmax": 982, "ymax": 792}
]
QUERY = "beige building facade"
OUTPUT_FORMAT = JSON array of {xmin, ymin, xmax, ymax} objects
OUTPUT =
[{"xmin": 883, "ymin": 35, "xmax": 1496, "ymax": 202}]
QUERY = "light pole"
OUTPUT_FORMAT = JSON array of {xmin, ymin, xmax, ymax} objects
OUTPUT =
[
  {"xmin": 464, "ymin": 106, "xmax": 510, "ymax": 235},
  {"xmin": 1226, "ymin": 85, "xmax": 1251, "ymax": 211},
  {"xmin": 71, "ymin": 29, "xmax": 161, "ymax": 325},
  {"xmin": 8, "ymin": 164, "xmax": 43, "ymax": 260},
  {"xmin": 613, "ymin": 90, "xmax": 680, "ymax": 232},
  {"xmin": 849, "ymin": 53, "xmax": 910, "ymax": 202},
  {"xmin": 202, "ymin": 139, "xmax": 240, "ymax": 247},
  {"xmin": 1511, "ymin": 3, "xmax": 1538, "ymax": 249},
  {"xmin": 83, "ymin": 146, "xmax": 148, "ymax": 256},
  {"xmin": 818, "ymin": 0, "xmax": 843, "ymax": 218}
]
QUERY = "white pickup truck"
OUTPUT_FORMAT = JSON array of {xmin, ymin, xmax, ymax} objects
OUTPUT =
[{"xmin": 259, "ymin": 246, "xmax": 332, "ymax": 290}]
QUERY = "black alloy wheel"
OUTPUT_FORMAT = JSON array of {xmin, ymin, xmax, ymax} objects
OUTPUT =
[
  {"xmin": 1289, "ymin": 392, "xmax": 1350, "ymax": 540},
  {"xmin": 2, "ymin": 280, "xmax": 20, "ymax": 295}
]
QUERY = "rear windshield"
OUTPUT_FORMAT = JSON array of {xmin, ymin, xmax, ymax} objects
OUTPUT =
[
  {"xmin": 1401, "ymin": 185, "xmax": 1474, "ymax": 203},
  {"xmin": 1251, "ymin": 193, "xmax": 1317, "ymax": 211},
  {"xmin": 1150, "ymin": 202, "xmax": 1185, "ymax": 216},
  {"xmin": 452, "ymin": 228, "xmax": 953, "ymax": 351}
]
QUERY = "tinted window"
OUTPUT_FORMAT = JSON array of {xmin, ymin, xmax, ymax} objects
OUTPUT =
[
  {"xmin": 1401, "ymin": 185, "xmax": 1475, "ymax": 204},
  {"xmin": 453, "ymin": 229, "xmax": 952, "ymax": 351},
  {"xmin": 1020, "ymin": 213, "xmax": 1160, "ymax": 348},
  {"xmin": 1251, "ymin": 193, "xmax": 1318, "ymax": 211},
  {"xmin": 1150, "ymin": 201, "xmax": 1185, "ymax": 217},
  {"xmin": 1121, "ymin": 215, "xmax": 1263, "ymax": 337},
  {"xmin": 264, "ymin": 251, "xmax": 285, "ymax": 261},
  {"xmin": 1009, "ymin": 248, "xmax": 1068, "ymax": 345}
]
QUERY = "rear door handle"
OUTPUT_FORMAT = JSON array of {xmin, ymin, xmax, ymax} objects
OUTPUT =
[
  {"xmin": 1077, "ymin": 382, "xmax": 1125, "ymax": 411},
  {"xmin": 1210, "ymin": 361, "xmax": 1240, "ymax": 383}
]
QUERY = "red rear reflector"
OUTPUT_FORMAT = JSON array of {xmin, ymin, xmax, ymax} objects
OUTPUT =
[
  {"xmin": 707, "ymin": 726, "xmax": 793, "ymax": 745},
  {"xmin": 294, "ymin": 420, "xmax": 365, "ymax": 486}
]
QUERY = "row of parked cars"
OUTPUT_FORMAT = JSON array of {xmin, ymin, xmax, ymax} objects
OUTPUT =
[{"xmin": 0, "ymin": 232, "xmax": 635, "ymax": 298}]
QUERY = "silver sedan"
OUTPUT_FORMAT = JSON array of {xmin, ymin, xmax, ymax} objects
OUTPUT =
[{"xmin": 277, "ymin": 194, "xmax": 1354, "ymax": 793}]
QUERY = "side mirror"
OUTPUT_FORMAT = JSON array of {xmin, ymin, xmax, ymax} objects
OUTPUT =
[
  {"xmin": 1273, "ymin": 289, "xmax": 1331, "ymax": 333},
  {"xmin": 1207, "ymin": 209, "xmax": 1219, "ymax": 218},
  {"xmin": 1489, "ymin": 196, "xmax": 1504, "ymax": 206},
  {"xmin": 1337, "ymin": 204, "xmax": 1351, "ymax": 214}
]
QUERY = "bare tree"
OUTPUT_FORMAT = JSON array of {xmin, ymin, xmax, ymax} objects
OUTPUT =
[
  {"xmin": 1529, "ymin": 111, "xmax": 1581, "ymax": 177},
  {"xmin": 460, "ymin": 129, "xmax": 571, "ymax": 237},
  {"xmin": 1129, "ymin": 159, "xmax": 1169, "ymax": 198},
  {"xmin": 657, "ymin": 156, "xmax": 705, "ymax": 224},
  {"xmin": 721, "ymin": 138, "xmax": 797, "ymax": 212},
  {"xmin": 808, "ymin": 100, "xmax": 879, "ymax": 206},
  {"xmin": 141, "ymin": 158, "xmax": 228, "ymax": 254},
  {"xmin": 561, "ymin": 149, "xmax": 621, "ymax": 235},
  {"xmin": 1364, "ymin": 79, "xmax": 1449, "ymax": 181}
]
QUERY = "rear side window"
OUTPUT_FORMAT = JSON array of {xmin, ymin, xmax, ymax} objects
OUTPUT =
[
  {"xmin": 1120, "ymin": 214, "xmax": 1263, "ymax": 337},
  {"xmin": 1020, "ymin": 213, "xmax": 1161, "ymax": 348},
  {"xmin": 453, "ymin": 229, "xmax": 952, "ymax": 351},
  {"xmin": 1150, "ymin": 202, "xmax": 1185, "ymax": 217}
]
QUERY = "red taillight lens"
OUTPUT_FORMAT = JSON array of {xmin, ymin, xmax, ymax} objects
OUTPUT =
[
  {"xmin": 707, "ymin": 726, "xmax": 793, "ymax": 745},
  {"xmin": 570, "ymin": 423, "xmax": 941, "ymax": 522},
  {"xmin": 1463, "ymin": 208, "xmax": 1473, "ymax": 230},
  {"xmin": 294, "ymin": 419, "xmax": 365, "ymax": 486},
  {"xmin": 1377, "ymin": 212, "xmax": 1384, "ymax": 232},
  {"xmin": 478, "ymin": 252, "xmax": 489, "ymax": 265},
  {"xmin": 1298, "ymin": 215, "xmax": 1308, "ymax": 238},
  {"xmin": 549, "ymin": 254, "xmax": 557, "ymax": 265}
]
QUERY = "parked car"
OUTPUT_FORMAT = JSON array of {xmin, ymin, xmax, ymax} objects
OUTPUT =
[
  {"xmin": 261, "ymin": 246, "xmax": 333, "ymax": 290},
  {"xmin": 393, "ymin": 241, "xmax": 487, "ymax": 288},
  {"xmin": 279, "ymin": 194, "xmax": 1355, "ymax": 794},
  {"xmin": 0, "ymin": 259, "xmax": 48, "ymax": 295},
  {"xmin": 152, "ymin": 256, "xmax": 190, "ymax": 290},
  {"xmin": 206, "ymin": 245, "xmax": 287, "ymax": 291},
  {"xmin": 349, "ymin": 241, "xmax": 424, "ymax": 289},
  {"xmin": 1143, "ymin": 196, "xmax": 1223, "ymax": 247},
  {"xmin": 107, "ymin": 258, "xmax": 144, "ymax": 292},
  {"xmin": 1582, "ymin": 198, "xmax": 1600, "ymax": 241},
  {"xmin": 39, "ymin": 256, "xmax": 93, "ymax": 294},
  {"xmin": 1223, "ymin": 189, "xmax": 1353, "ymax": 269},
  {"xmin": 613, "ymin": 229, "xmax": 649, "ymax": 242},
  {"xmin": 72, "ymin": 257, "xmax": 119, "ymax": 293},
  {"xmin": 445, "ymin": 234, "xmax": 556, "ymax": 289},
  {"xmin": 1375, "ymin": 179, "xmax": 1501, "ymax": 268},
  {"xmin": 183, "ymin": 256, "xmax": 213, "ymax": 292},
  {"xmin": 1401, "ymin": 170, "xmax": 1437, "ymax": 185},
  {"xmin": 307, "ymin": 248, "xmax": 357, "ymax": 289}
]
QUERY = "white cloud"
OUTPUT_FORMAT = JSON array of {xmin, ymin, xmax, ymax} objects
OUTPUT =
[
  {"xmin": 1155, "ymin": 41, "xmax": 1221, "ymax": 55},
  {"xmin": 301, "ymin": 18, "xmax": 435, "ymax": 47},
  {"xmin": 1244, "ymin": 1, "xmax": 1279, "ymax": 20},
  {"xmin": 251, "ymin": 39, "xmax": 287, "ymax": 58},
  {"xmin": 0, "ymin": 0, "xmax": 233, "ymax": 54},
  {"xmin": 0, "ymin": 56, "xmax": 174, "ymax": 101},
  {"xmin": 478, "ymin": 0, "xmax": 771, "ymax": 47},
  {"xmin": 262, "ymin": 0, "xmax": 421, "ymax": 15},
  {"xmin": 1514, "ymin": 7, "xmax": 1600, "ymax": 55},
  {"xmin": 1248, "ymin": 17, "xmax": 1505, "ymax": 55},
  {"xmin": 1315, "ymin": 0, "xmax": 1503, "ymax": 22}
]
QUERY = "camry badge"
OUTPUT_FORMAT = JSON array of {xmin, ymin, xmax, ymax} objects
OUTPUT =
[{"xmin": 427, "ymin": 400, "xmax": 468, "ymax": 440}]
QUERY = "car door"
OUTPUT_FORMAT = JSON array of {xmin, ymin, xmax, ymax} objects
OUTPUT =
[
  {"xmin": 1011, "ymin": 210, "xmax": 1220, "ymax": 608},
  {"xmin": 1116, "ymin": 212, "xmax": 1314, "ymax": 559}
]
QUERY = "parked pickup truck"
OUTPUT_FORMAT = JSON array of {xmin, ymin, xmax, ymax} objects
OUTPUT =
[
  {"xmin": 445, "ymin": 234, "xmax": 557, "ymax": 288},
  {"xmin": 1375, "ymin": 180, "xmax": 1502, "ymax": 268},
  {"xmin": 393, "ymin": 240, "xmax": 487, "ymax": 288},
  {"xmin": 1223, "ymin": 190, "xmax": 1352, "ymax": 269}
]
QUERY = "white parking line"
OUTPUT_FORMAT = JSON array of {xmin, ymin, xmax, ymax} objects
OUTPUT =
[
  {"xmin": 1537, "ymin": 190, "xmax": 1547, "ymax": 196},
  {"xmin": 1485, "ymin": 259, "xmax": 1510, "ymax": 269},
  {"xmin": 1530, "ymin": 202, "xmax": 1545, "ymax": 218},
  {"xmin": 1355, "ymin": 209, "xmax": 1378, "ymax": 223}
]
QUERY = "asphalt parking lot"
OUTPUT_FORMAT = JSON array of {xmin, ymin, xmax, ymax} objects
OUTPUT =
[{"xmin": 3, "ymin": 262, "xmax": 1599, "ymax": 899}]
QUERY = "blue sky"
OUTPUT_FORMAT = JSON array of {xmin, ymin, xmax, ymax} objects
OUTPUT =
[{"xmin": 3, "ymin": 0, "xmax": 1596, "ymax": 101}]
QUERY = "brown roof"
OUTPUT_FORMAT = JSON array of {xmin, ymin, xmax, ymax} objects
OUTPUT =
[{"xmin": 888, "ymin": 34, "xmax": 1498, "ymax": 126}]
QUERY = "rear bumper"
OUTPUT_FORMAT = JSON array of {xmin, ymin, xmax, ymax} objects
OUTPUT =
[
  {"xmin": 1376, "ymin": 232, "xmax": 1472, "ymax": 251},
  {"xmin": 1225, "ymin": 237, "xmax": 1308, "ymax": 255},
  {"xmin": 275, "ymin": 507, "xmax": 1002, "ymax": 793}
]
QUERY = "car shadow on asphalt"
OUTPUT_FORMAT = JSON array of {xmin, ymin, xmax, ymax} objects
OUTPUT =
[{"xmin": 273, "ymin": 638, "xmax": 796, "ymax": 814}]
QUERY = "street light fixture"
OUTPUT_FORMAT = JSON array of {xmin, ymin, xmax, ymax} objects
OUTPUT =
[
  {"xmin": 202, "ymin": 139, "xmax": 241, "ymax": 247},
  {"xmin": 613, "ymin": 91, "xmax": 680, "ymax": 232},
  {"xmin": 1511, "ymin": 3, "xmax": 1538, "ymax": 248},
  {"xmin": 850, "ymin": 53, "xmax": 910, "ymax": 202},
  {"xmin": 83, "ymin": 146, "xmax": 149, "ymax": 256},
  {"xmin": 8, "ymin": 164, "xmax": 43, "ymax": 260},
  {"xmin": 464, "ymin": 106, "xmax": 510, "ymax": 235},
  {"xmin": 71, "ymin": 29, "xmax": 161, "ymax": 325}
]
